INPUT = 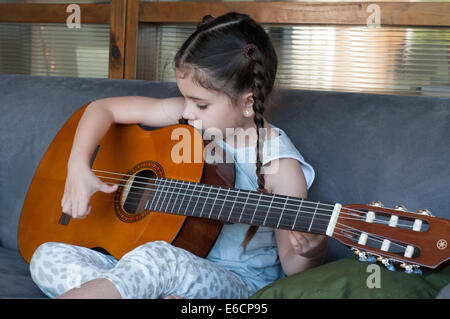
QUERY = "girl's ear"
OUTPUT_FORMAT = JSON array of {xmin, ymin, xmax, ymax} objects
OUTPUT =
[{"xmin": 242, "ymin": 92, "xmax": 254, "ymax": 116}]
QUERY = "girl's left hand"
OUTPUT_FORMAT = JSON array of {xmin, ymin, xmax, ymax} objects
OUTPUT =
[{"xmin": 288, "ymin": 231, "xmax": 328, "ymax": 259}]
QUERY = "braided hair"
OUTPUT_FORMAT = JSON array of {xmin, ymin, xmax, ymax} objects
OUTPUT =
[{"xmin": 173, "ymin": 12, "xmax": 278, "ymax": 252}]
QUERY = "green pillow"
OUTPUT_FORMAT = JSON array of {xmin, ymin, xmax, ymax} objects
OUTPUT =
[{"xmin": 250, "ymin": 257, "xmax": 450, "ymax": 299}]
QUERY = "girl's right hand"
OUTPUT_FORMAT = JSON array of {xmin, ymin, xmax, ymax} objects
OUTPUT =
[{"xmin": 61, "ymin": 161, "xmax": 118, "ymax": 219}]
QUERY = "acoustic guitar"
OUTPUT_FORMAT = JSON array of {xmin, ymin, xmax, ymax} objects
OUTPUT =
[{"xmin": 18, "ymin": 103, "xmax": 449, "ymax": 275}]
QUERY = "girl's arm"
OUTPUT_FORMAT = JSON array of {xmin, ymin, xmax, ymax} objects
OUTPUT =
[
  {"xmin": 264, "ymin": 158, "xmax": 328, "ymax": 276},
  {"xmin": 69, "ymin": 96, "xmax": 185, "ymax": 168},
  {"xmin": 62, "ymin": 96, "xmax": 185, "ymax": 219}
]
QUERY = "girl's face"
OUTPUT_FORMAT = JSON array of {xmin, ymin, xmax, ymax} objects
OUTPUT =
[{"xmin": 175, "ymin": 69, "xmax": 255, "ymax": 140}]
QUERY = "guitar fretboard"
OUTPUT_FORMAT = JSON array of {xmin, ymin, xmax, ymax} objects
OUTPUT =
[{"xmin": 144, "ymin": 177, "xmax": 335, "ymax": 235}]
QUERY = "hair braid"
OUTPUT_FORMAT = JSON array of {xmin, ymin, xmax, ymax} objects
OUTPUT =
[{"xmin": 241, "ymin": 46, "xmax": 269, "ymax": 253}]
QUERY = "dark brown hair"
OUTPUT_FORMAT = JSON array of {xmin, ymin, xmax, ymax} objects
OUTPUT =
[{"xmin": 173, "ymin": 12, "xmax": 278, "ymax": 252}]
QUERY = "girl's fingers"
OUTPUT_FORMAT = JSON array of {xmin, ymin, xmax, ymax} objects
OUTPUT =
[
  {"xmin": 288, "ymin": 231, "xmax": 298, "ymax": 246},
  {"xmin": 78, "ymin": 201, "xmax": 88, "ymax": 219},
  {"xmin": 289, "ymin": 231, "xmax": 308, "ymax": 246},
  {"xmin": 61, "ymin": 193, "xmax": 66, "ymax": 208},
  {"xmin": 100, "ymin": 183, "xmax": 118, "ymax": 193},
  {"xmin": 62, "ymin": 201, "xmax": 71, "ymax": 216},
  {"xmin": 72, "ymin": 196, "xmax": 79, "ymax": 218}
]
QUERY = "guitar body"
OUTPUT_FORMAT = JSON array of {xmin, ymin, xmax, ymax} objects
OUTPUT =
[{"xmin": 18, "ymin": 104, "xmax": 233, "ymax": 263}]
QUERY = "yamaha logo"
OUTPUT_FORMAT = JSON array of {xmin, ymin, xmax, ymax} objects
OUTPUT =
[{"xmin": 437, "ymin": 239, "xmax": 447, "ymax": 250}]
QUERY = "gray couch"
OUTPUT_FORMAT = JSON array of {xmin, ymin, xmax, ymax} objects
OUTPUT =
[{"xmin": 1, "ymin": 74, "xmax": 449, "ymax": 298}]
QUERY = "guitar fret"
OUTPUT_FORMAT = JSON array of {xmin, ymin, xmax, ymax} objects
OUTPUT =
[
  {"xmin": 172, "ymin": 180, "xmax": 185, "ymax": 213},
  {"xmin": 145, "ymin": 178, "xmax": 159, "ymax": 210},
  {"xmin": 307, "ymin": 201, "xmax": 320, "ymax": 232},
  {"xmin": 208, "ymin": 187, "xmax": 220, "ymax": 219},
  {"xmin": 199, "ymin": 184, "xmax": 212, "ymax": 218},
  {"xmin": 158, "ymin": 178, "xmax": 170, "ymax": 212},
  {"xmin": 315, "ymin": 203, "xmax": 333, "ymax": 234},
  {"xmin": 183, "ymin": 182, "xmax": 197, "ymax": 216},
  {"xmin": 238, "ymin": 191, "xmax": 251, "ymax": 223},
  {"xmin": 163, "ymin": 179, "xmax": 176, "ymax": 213},
  {"xmin": 277, "ymin": 197, "xmax": 299, "ymax": 230},
  {"xmin": 153, "ymin": 179, "xmax": 165, "ymax": 212},
  {"xmin": 276, "ymin": 198, "xmax": 288, "ymax": 228},
  {"xmin": 292, "ymin": 199, "xmax": 303, "ymax": 230},
  {"xmin": 250, "ymin": 192, "xmax": 263, "ymax": 225},
  {"xmin": 144, "ymin": 177, "xmax": 332, "ymax": 236},
  {"xmin": 191, "ymin": 184, "xmax": 204, "ymax": 216},
  {"xmin": 216, "ymin": 188, "xmax": 230, "ymax": 221},
  {"xmin": 296, "ymin": 201, "xmax": 315, "ymax": 233},
  {"xmin": 175, "ymin": 180, "xmax": 189, "ymax": 214},
  {"xmin": 262, "ymin": 194, "xmax": 275, "ymax": 226},
  {"xmin": 227, "ymin": 189, "xmax": 240, "ymax": 222}
]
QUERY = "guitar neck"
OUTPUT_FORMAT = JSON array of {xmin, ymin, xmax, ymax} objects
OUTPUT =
[{"xmin": 145, "ymin": 177, "xmax": 341, "ymax": 236}]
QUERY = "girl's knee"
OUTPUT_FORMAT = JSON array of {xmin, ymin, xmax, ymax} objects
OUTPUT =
[
  {"xmin": 141, "ymin": 240, "xmax": 171, "ymax": 249},
  {"xmin": 29, "ymin": 242, "xmax": 66, "ymax": 298},
  {"xmin": 117, "ymin": 240, "xmax": 180, "ymax": 271},
  {"xmin": 125, "ymin": 240, "xmax": 174, "ymax": 257},
  {"xmin": 30, "ymin": 242, "xmax": 60, "ymax": 269}
]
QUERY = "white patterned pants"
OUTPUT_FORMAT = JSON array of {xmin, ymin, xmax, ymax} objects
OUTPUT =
[{"xmin": 29, "ymin": 241, "xmax": 253, "ymax": 299}]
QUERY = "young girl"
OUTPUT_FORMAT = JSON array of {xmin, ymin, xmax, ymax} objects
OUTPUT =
[{"xmin": 29, "ymin": 12, "xmax": 327, "ymax": 299}]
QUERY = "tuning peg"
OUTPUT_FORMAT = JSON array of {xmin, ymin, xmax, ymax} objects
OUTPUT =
[
  {"xmin": 394, "ymin": 205, "xmax": 407, "ymax": 211},
  {"xmin": 364, "ymin": 254, "xmax": 376, "ymax": 263},
  {"xmin": 369, "ymin": 201, "xmax": 384, "ymax": 207},
  {"xmin": 385, "ymin": 264, "xmax": 395, "ymax": 271},
  {"xmin": 400, "ymin": 263, "xmax": 412, "ymax": 273},
  {"xmin": 417, "ymin": 209, "xmax": 433, "ymax": 217},
  {"xmin": 400, "ymin": 263, "xmax": 422, "ymax": 275},
  {"xmin": 354, "ymin": 250, "xmax": 376, "ymax": 263},
  {"xmin": 413, "ymin": 268, "xmax": 422, "ymax": 275},
  {"xmin": 377, "ymin": 256, "xmax": 395, "ymax": 271}
]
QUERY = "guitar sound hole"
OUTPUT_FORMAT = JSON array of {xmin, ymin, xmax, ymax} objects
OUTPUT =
[{"xmin": 122, "ymin": 169, "xmax": 156, "ymax": 215}]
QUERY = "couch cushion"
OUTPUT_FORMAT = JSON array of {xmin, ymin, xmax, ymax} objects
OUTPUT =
[
  {"xmin": 0, "ymin": 246, "xmax": 47, "ymax": 298},
  {"xmin": 250, "ymin": 257, "xmax": 450, "ymax": 299}
]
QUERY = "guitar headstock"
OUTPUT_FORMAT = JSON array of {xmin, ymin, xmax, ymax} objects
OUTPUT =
[{"xmin": 332, "ymin": 201, "xmax": 449, "ymax": 273}]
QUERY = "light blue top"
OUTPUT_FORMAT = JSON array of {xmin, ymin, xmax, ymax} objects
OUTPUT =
[{"xmin": 205, "ymin": 124, "xmax": 315, "ymax": 293}]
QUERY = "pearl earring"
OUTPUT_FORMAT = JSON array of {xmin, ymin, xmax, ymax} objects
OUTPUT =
[{"xmin": 244, "ymin": 110, "xmax": 250, "ymax": 116}]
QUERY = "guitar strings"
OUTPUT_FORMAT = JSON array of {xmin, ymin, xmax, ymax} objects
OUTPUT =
[
  {"xmin": 90, "ymin": 179, "xmax": 414, "ymax": 239},
  {"xmin": 93, "ymin": 169, "xmax": 414, "ymax": 224},
  {"xmin": 92, "ymin": 177, "xmax": 334, "ymax": 232},
  {"xmin": 98, "ymin": 175, "xmax": 345, "ymax": 232},
  {"xmin": 83, "ymin": 184, "xmax": 332, "ymax": 233},
  {"xmin": 95, "ymin": 173, "xmax": 414, "ymax": 230},
  {"xmin": 61, "ymin": 176, "xmax": 416, "ymax": 251},
  {"xmin": 71, "ymin": 189, "xmax": 420, "ymax": 258},
  {"xmin": 334, "ymin": 222, "xmax": 413, "ymax": 253},
  {"xmin": 60, "ymin": 167, "xmax": 421, "ymax": 258},
  {"xmin": 114, "ymin": 178, "xmax": 333, "ymax": 231},
  {"xmin": 93, "ymin": 172, "xmax": 418, "ymax": 230},
  {"xmin": 62, "ymin": 180, "xmax": 332, "ymax": 232},
  {"xmin": 95, "ymin": 173, "xmax": 336, "ymax": 218},
  {"xmin": 93, "ymin": 168, "xmax": 355, "ymax": 218},
  {"xmin": 81, "ymin": 176, "xmax": 329, "ymax": 231},
  {"xmin": 93, "ymin": 169, "xmax": 338, "ymax": 210},
  {"xmin": 333, "ymin": 225, "xmax": 411, "ymax": 254},
  {"xmin": 108, "ymin": 178, "xmax": 416, "ymax": 231},
  {"xmin": 67, "ymin": 183, "xmax": 412, "ymax": 257}
]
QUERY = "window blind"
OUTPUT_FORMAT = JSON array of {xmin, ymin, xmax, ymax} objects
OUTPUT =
[
  {"xmin": 0, "ymin": 0, "xmax": 110, "ymax": 78},
  {"xmin": 137, "ymin": 23, "xmax": 450, "ymax": 97}
]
